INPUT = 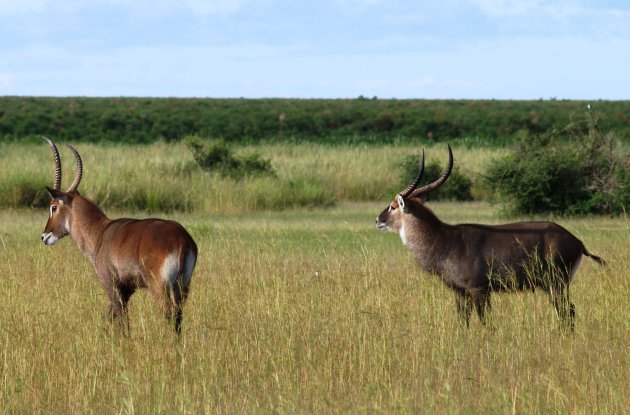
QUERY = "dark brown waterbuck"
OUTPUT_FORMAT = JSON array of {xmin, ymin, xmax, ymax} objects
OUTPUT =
[
  {"xmin": 40, "ymin": 137, "xmax": 198, "ymax": 334},
  {"xmin": 376, "ymin": 145, "xmax": 604, "ymax": 329}
]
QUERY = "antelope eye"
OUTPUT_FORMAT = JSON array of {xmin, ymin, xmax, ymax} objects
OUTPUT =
[{"xmin": 51, "ymin": 205, "xmax": 57, "ymax": 213}]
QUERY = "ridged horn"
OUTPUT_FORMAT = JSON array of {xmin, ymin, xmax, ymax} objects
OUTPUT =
[
  {"xmin": 411, "ymin": 144, "xmax": 453, "ymax": 197},
  {"xmin": 398, "ymin": 148, "xmax": 425, "ymax": 199},
  {"xmin": 42, "ymin": 136, "xmax": 62, "ymax": 190},
  {"xmin": 65, "ymin": 144, "xmax": 83, "ymax": 193}
]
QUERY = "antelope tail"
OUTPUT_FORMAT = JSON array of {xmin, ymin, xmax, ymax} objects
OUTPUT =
[{"xmin": 584, "ymin": 247, "xmax": 606, "ymax": 266}]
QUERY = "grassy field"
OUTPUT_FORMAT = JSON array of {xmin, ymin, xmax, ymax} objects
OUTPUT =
[
  {"xmin": 0, "ymin": 200, "xmax": 628, "ymax": 413},
  {"xmin": 0, "ymin": 141, "xmax": 503, "ymax": 212}
]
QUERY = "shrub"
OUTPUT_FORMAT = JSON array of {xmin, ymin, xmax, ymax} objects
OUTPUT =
[
  {"xmin": 184, "ymin": 136, "xmax": 275, "ymax": 179},
  {"xmin": 399, "ymin": 153, "xmax": 473, "ymax": 201},
  {"xmin": 485, "ymin": 111, "xmax": 630, "ymax": 215}
]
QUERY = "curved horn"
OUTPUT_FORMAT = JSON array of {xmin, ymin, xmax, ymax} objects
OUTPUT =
[
  {"xmin": 411, "ymin": 144, "xmax": 453, "ymax": 197},
  {"xmin": 42, "ymin": 136, "xmax": 62, "ymax": 190},
  {"xmin": 65, "ymin": 144, "xmax": 83, "ymax": 193},
  {"xmin": 399, "ymin": 148, "xmax": 425, "ymax": 199}
]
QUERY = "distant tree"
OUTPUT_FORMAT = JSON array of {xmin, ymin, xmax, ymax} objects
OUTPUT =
[{"xmin": 485, "ymin": 110, "xmax": 629, "ymax": 215}]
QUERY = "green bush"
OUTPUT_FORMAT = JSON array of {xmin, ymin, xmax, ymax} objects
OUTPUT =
[
  {"xmin": 185, "ymin": 136, "xmax": 275, "ymax": 179},
  {"xmin": 399, "ymin": 154, "xmax": 473, "ymax": 201},
  {"xmin": 485, "ymin": 111, "xmax": 630, "ymax": 215}
]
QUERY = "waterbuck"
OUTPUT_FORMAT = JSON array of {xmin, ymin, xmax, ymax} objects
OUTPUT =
[
  {"xmin": 40, "ymin": 138, "xmax": 198, "ymax": 335},
  {"xmin": 376, "ymin": 145, "xmax": 604, "ymax": 329}
]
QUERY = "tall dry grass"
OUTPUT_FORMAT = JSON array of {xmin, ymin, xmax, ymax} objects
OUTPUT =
[
  {"xmin": 0, "ymin": 203, "xmax": 627, "ymax": 413},
  {"xmin": 0, "ymin": 141, "xmax": 504, "ymax": 213}
]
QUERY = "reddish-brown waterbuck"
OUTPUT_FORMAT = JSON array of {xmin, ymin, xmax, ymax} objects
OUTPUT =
[
  {"xmin": 376, "ymin": 145, "xmax": 604, "ymax": 329},
  {"xmin": 41, "ymin": 137, "xmax": 198, "ymax": 334}
]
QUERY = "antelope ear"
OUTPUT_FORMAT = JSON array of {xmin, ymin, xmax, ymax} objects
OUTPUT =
[
  {"xmin": 396, "ymin": 195, "xmax": 409, "ymax": 213},
  {"xmin": 46, "ymin": 187, "xmax": 71, "ymax": 204}
]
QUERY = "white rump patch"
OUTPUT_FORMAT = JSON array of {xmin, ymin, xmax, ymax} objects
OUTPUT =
[{"xmin": 161, "ymin": 252, "xmax": 180, "ymax": 286}]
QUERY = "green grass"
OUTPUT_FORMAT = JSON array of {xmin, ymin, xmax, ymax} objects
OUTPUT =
[
  {"xmin": 1, "ymin": 202, "xmax": 628, "ymax": 413},
  {"xmin": 0, "ymin": 141, "xmax": 504, "ymax": 212}
]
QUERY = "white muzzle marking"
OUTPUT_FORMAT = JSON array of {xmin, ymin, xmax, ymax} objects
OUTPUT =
[
  {"xmin": 41, "ymin": 232, "xmax": 58, "ymax": 245},
  {"xmin": 376, "ymin": 217, "xmax": 389, "ymax": 230}
]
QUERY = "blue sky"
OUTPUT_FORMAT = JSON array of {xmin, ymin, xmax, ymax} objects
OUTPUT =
[{"xmin": 1, "ymin": 0, "xmax": 629, "ymax": 99}]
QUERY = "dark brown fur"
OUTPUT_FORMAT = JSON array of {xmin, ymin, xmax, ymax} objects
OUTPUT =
[{"xmin": 376, "ymin": 148, "xmax": 604, "ymax": 330}]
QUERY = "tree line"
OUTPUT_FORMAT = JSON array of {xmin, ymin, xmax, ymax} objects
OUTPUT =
[{"xmin": 1, "ymin": 96, "xmax": 629, "ymax": 144}]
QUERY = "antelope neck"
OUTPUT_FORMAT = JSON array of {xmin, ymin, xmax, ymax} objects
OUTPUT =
[{"xmin": 68, "ymin": 195, "xmax": 110, "ymax": 260}]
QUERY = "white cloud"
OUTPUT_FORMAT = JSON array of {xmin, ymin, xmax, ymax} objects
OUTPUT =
[
  {"xmin": 0, "ymin": 0, "xmax": 50, "ymax": 14},
  {"xmin": 0, "ymin": 0, "xmax": 247, "ymax": 16},
  {"xmin": 469, "ymin": 0, "xmax": 630, "ymax": 23},
  {"xmin": 332, "ymin": 0, "xmax": 382, "ymax": 7},
  {"xmin": 469, "ymin": 0, "xmax": 543, "ymax": 17},
  {"xmin": 2, "ymin": 1, "xmax": 630, "ymax": 98},
  {"xmin": 331, "ymin": 0, "xmax": 384, "ymax": 13},
  {"xmin": 183, "ymin": 0, "xmax": 245, "ymax": 16}
]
